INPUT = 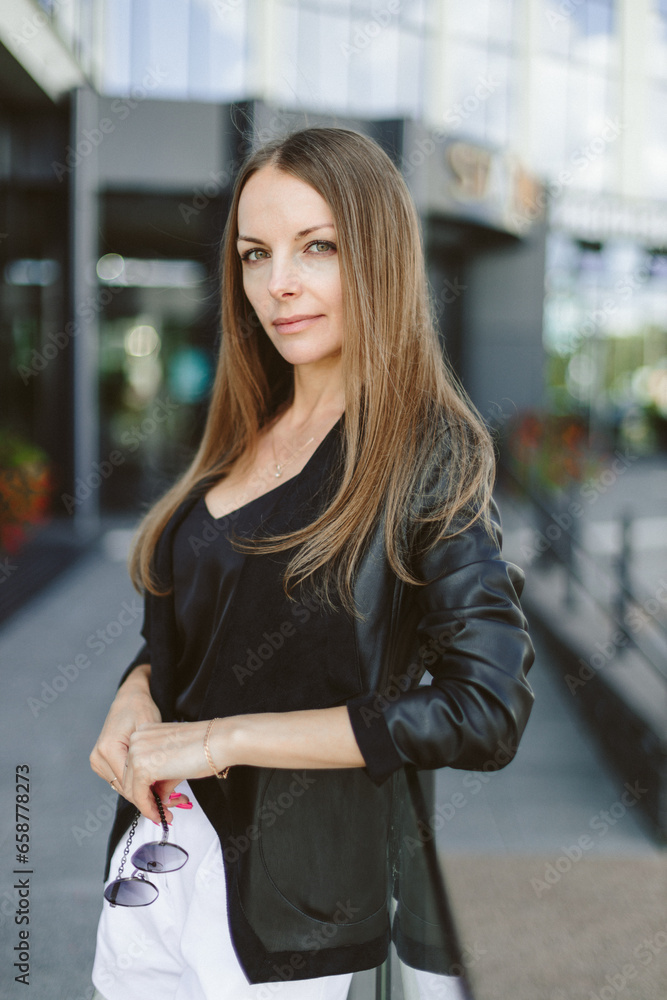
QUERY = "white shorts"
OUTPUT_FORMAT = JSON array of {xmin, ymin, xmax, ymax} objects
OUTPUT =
[{"xmin": 92, "ymin": 780, "xmax": 354, "ymax": 1000}]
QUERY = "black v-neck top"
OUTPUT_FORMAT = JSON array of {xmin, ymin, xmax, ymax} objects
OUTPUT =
[{"xmin": 171, "ymin": 416, "xmax": 344, "ymax": 722}]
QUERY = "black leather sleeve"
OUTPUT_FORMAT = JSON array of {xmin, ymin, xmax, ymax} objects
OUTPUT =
[{"xmin": 347, "ymin": 499, "xmax": 535, "ymax": 786}]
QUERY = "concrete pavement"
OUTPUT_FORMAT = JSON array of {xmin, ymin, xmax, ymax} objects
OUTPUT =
[{"xmin": 0, "ymin": 510, "xmax": 663, "ymax": 999}]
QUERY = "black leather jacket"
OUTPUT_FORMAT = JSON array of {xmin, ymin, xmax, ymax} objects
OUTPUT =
[{"xmin": 103, "ymin": 427, "xmax": 535, "ymax": 984}]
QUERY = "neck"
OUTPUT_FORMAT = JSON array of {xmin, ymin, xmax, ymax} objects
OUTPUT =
[{"xmin": 282, "ymin": 357, "xmax": 345, "ymax": 431}]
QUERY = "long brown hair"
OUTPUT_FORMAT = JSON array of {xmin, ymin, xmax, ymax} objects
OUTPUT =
[{"xmin": 129, "ymin": 126, "xmax": 494, "ymax": 619}]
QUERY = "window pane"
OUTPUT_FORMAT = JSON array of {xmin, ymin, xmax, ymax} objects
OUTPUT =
[
  {"xmin": 645, "ymin": 82, "xmax": 667, "ymax": 199},
  {"xmin": 571, "ymin": 12, "xmax": 615, "ymax": 68},
  {"xmin": 567, "ymin": 67, "xmax": 620, "ymax": 193},
  {"xmin": 328, "ymin": 11, "xmax": 355, "ymax": 112},
  {"xmin": 146, "ymin": 0, "xmax": 189, "ymax": 97},
  {"xmin": 272, "ymin": 2, "xmax": 300, "ymax": 107},
  {"xmin": 648, "ymin": 0, "xmax": 667, "ymax": 79},
  {"xmin": 209, "ymin": 0, "xmax": 246, "ymax": 101},
  {"xmin": 449, "ymin": 0, "xmax": 491, "ymax": 42},
  {"xmin": 447, "ymin": 42, "xmax": 490, "ymax": 141},
  {"xmin": 572, "ymin": 0, "xmax": 615, "ymax": 38},
  {"xmin": 291, "ymin": 5, "xmax": 354, "ymax": 113},
  {"xmin": 566, "ymin": 65, "xmax": 607, "ymax": 151},
  {"xmin": 128, "ymin": 0, "xmax": 190, "ymax": 96},
  {"xmin": 396, "ymin": 25, "xmax": 424, "ymax": 117},
  {"xmin": 485, "ymin": 50, "xmax": 512, "ymax": 146},
  {"xmin": 539, "ymin": 0, "xmax": 571, "ymax": 57},
  {"xmin": 188, "ymin": 0, "xmax": 210, "ymax": 99},
  {"xmin": 295, "ymin": 8, "xmax": 321, "ymax": 106},
  {"xmin": 398, "ymin": 0, "xmax": 431, "ymax": 30},
  {"xmin": 102, "ymin": 0, "xmax": 132, "ymax": 94},
  {"xmin": 129, "ymin": 0, "xmax": 152, "ymax": 89},
  {"xmin": 488, "ymin": 0, "xmax": 516, "ymax": 47},
  {"xmin": 346, "ymin": 19, "xmax": 376, "ymax": 114},
  {"xmin": 532, "ymin": 56, "xmax": 569, "ymax": 177},
  {"xmin": 350, "ymin": 21, "xmax": 401, "ymax": 115}
]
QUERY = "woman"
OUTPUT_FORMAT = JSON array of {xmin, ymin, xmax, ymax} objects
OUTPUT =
[{"xmin": 89, "ymin": 126, "xmax": 535, "ymax": 1000}]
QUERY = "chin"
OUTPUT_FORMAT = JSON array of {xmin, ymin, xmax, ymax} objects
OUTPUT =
[
  {"xmin": 276, "ymin": 347, "xmax": 342, "ymax": 367},
  {"xmin": 266, "ymin": 331, "xmax": 342, "ymax": 365}
]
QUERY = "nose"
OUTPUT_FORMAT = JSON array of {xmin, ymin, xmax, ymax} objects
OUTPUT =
[{"xmin": 266, "ymin": 252, "xmax": 300, "ymax": 299}]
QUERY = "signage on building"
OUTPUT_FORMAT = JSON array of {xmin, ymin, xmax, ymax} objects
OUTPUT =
[
  {"xmin": 401, "ymin": 122, "xmax": 545, "ymax": 239},
  {"xmin": 550, "ymin": 191, "xmax": 667, "ymax": 243}
]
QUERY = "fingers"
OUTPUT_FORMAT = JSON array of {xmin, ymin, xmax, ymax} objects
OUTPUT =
[
  {"xmin": 91, "ymin": 735, "xmax": 157, "ymax": 819},
  {"xmin": 89, "ymin": 745, "xmax": 117, "ymax": 786},
  {"xmin": 141, "ymin": 781, "xmax": 180, "ymax": 826},
  {"xmin": 89, "ymin": 739, "xmax": 129, "ymax": 791},
  {"xmin": 152, "ymin": 779, "xmax": 185, "ymax": 824},
  {"xmin": 120, "ymin": 755, "xmax": 162, "ymax": 823},
  {"xmin": 132, "ymin": 778, "xmax": 190, "ymax": 826},
  {"xmin": 168, "ymin": 791, "xmax": 192, "ymax": 809},
  {"xmin": 91, "ymin": 714, "xmax": 196, "ymax": 827},
  {"xmin": 89, "ymin": 691, "xmax": 163, "ymax": 788},
  {"xmin": 101, "ymin": 720, "xmax": 203, "ymax": 820},
  {"xmin": 108, "ymin": 751, "xmax": 130, "ymax": 790},
  {"xmin": 149, "ymin": 783, "xmax": 192, "ymax": 819}
]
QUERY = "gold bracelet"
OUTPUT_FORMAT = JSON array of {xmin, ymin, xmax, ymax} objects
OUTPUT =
[{"xmin": 204, "ymin": 718, "xmax": 230, "ymax": 779}]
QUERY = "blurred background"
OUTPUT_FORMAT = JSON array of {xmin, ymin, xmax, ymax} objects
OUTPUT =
[{"xmin": 0, "ymin": 2, "xmax": 665, "ymax": 999}]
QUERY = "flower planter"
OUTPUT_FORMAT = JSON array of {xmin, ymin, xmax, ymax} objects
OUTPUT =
[{"xmin": 0, "ymin": 434, "xmax": 53, "ymax": 556}]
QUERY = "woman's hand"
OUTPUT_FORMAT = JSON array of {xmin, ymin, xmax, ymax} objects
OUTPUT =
[
  {"xmin": 89, "ymin": 664, "xmax": 194, "ymax": 821},
  {"xmin": 120, "ymin": 720, "xmax": 232, "ymax": 823}
]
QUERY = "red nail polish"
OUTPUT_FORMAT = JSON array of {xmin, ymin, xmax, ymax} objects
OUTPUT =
[
  {"xmin": 168, "ymin": 793, "xmax": 181, "ymax": 800},
  {"xmin": 176, "ymin": 802, "xmax": 193, "ymax": 809}
]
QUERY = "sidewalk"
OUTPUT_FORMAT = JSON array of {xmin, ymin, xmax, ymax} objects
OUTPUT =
[
  {"xmin": 495, "ymin": 454, "xmax": 667, "ymax": 852},
  {"xmin": 0, "ymin": 514, "xmax": 664, "ymax": 1000},
  {"xmin": 0, "ymin": 520, "xmax": 145, "ymax": 1000},
  {"xmin": 435, "ymin": 470, "xmax": 667, "ymax": 1000}
]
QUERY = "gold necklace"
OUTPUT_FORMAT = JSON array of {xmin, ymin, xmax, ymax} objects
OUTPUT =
[{"xmin": 269, "ymin": 425, "xmax": 315, "ymax": 478}]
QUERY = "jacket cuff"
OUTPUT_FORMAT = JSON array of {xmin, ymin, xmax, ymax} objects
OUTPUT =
[
  {"xmin": 117, "ymin": 642, "xmax": 151, "ymax": 691},
  {"xmin": 347, "ymin": 691, "xmax": 404, "ymax": 786}
]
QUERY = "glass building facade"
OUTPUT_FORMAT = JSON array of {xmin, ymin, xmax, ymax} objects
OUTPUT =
[
  {"xmin": 93, "ymin": 0, "xmax": 667, "ymax": 450},
  {"xmin": 93, "ymin": 0, "xmax": 664, "ymax": 198},
  {"xmin": 3, "ymin": 0, "xmax": 666, "ymax": 538}
]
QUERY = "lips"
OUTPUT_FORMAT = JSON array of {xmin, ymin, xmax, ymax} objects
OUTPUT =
[{"xmin": 272, "ymin": 314, "xmax": 323, "ymax": 333}]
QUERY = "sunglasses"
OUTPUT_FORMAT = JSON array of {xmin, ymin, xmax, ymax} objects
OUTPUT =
[{"xmin": 104, "ymin": 786, "xmax": 189, "ymax": 907}]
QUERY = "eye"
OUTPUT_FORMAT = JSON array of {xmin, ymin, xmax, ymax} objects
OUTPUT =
[
  {"xmin": 306, "ymin": 240, "xmax": 336, "ymax": 254},
  {"xmin": 240, "ymin": 248, "xmax": 269, "ymax": 262}
]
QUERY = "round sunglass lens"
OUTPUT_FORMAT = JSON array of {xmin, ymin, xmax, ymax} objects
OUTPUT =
[
  {"xmin": 104, "ymin": 877, "xmax": 158, "ymax": 907},
  {"xmin": 131, "ymin": 841, "xmax": 188, "ymax": 873}
]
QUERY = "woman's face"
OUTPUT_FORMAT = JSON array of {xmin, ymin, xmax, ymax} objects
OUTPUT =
[{"xmin": 236, "ymin": 165, "xmax": 344, "ymax": 369}]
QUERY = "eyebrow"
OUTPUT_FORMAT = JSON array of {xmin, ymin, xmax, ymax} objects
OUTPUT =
[{"xmin": 236, "ymin": 223, "xmax": 335, "ymax": 244}]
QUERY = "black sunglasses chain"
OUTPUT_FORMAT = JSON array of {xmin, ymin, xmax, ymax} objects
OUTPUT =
[{"xmin": 104, "ymin": 787, "xmax": 189, "ymax": 908}]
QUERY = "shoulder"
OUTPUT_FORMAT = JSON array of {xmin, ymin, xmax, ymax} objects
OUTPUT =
[
  {"xmin": 409, "ymin": 409, "xmax": 486, "ymax": 521},
  {"xmin": 405, "ymin": 409, "xmax": 498, "ymax": 573}
]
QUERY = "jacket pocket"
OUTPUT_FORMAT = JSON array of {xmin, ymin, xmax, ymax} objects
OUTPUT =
[{"xmin": 257, "ymin": 767, "xmax": 392, "ymax": 924}]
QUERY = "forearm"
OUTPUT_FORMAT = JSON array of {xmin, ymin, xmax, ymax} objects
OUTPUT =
[
  {"xmin": 118, "ymin": 661, "xmax": 151, "ymax": 697},
  {"xmin": 213, "ymin": 706, "xmax": 366, "ymax": 772},
  {"xmin": 115, "ymin": 708, "xmax": 364, "ymax": 824}
]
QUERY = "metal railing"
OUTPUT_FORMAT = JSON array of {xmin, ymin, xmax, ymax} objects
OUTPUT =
[{"xmin": 501, "ymin": 465, "xmax": 667, "ymax": 688}]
